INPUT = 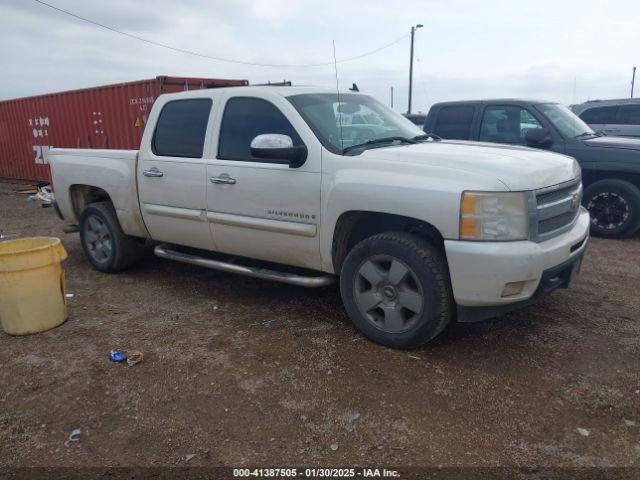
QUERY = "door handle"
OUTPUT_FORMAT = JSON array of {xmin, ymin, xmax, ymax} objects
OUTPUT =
[
  {"xmin": 210, "ymin": 173, "xmax": 237, "ymax": 185},
  {"xmin": 143, "ymin": 167, "xmax": 164, "ymax": 178}
]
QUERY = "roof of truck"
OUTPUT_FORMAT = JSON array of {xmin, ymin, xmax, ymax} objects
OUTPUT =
[
  {"xmin": 160, "ymin": 85, "xmax": 361, "ymax": 100},
  {"xmin": 430, "ymin": 98, "xmax": 558, "ymax": 107}
]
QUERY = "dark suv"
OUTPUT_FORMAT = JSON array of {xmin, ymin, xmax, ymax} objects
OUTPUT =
[
  {"xmin": 423, "ymin": 99, "xmax": 640, "ymax": 238},
  {"xmin": 570, "ymin": 99, "xmax": 640, "ymax": 138}
]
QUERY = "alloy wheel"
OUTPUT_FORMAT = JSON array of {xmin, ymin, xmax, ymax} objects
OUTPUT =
[
  {"xmin": 588, "ymin": 192, "xmax": 630, "ymax": 231},
  {"xmin": 84, "ymin": 214, "xmax": 113, "ymax": 263},
  {"xmin": 353, "ymin": 254, "xmax": 424, "ymax": 333}
]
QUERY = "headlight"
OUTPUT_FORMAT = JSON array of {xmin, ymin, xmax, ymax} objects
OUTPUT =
[{"xmin": 460, "ymin": 191, "xmax": 529, "ymax": 241}]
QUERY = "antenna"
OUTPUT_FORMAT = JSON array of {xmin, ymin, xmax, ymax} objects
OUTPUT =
[
  {"xmin": 572, "ymin": 76, "xmax": 577, "ymax": 135},
  {"xmin": 333, "ymin": 40, "xmax": 344, "ymax": 151}
]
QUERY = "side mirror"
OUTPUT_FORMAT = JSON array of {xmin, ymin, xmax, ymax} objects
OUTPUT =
[
  {"xmin": 250, "ymin": 134, "xmax": 307, "ymax": 168},
  {"xmin": 525, "ymin": 128, "xmax": 553, "ymax": 149}
]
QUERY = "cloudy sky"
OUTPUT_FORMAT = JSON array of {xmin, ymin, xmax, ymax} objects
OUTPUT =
[{"xmin": 1, "ymin": 0, "xmax": 639, "ymax": 111}]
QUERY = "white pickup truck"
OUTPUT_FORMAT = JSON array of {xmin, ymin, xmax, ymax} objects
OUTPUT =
[{"xmin": 49, "ymin": 86, "xmax": 589, "ymax": 348}]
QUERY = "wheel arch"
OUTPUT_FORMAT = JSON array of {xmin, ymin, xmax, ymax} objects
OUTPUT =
[
  {"xmin": 582, "ymin": 170, "xmax": 640, "ymax": 190},
  {"xmin": 69, "ymin": 184, "xmax": 112, "ymax": 221},
  {"xmin": 68, "ymin": 183, "xmax": 149, "ymax": 239},
  {"xmin": 331, "ymin": 210, "xmax": 445, "ymax": 274}
]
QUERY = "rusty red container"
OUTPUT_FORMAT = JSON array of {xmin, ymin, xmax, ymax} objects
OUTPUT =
[{"xmin": 0, "ymin": 76, "xmax": 248, "ymax": 182}]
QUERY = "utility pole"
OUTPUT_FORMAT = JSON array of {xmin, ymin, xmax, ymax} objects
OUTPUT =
[
  {"xmin": 391, "ymin": 86, "xmax": 394, "ymax": 109},
  {"xmin": 407, "ymin": 24, "xmax": 423, "ymax": 114},
  {"xmin": 632, "ymin": 66, "xmax": 637, "ymax": 98}
]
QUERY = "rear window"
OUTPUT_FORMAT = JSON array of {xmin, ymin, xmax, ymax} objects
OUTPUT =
[
  {"xmin": 579, "ymin": 106, "xmax": 618, "ymax": 124},
  {"xmin": 432, "ymin": 105, "xmax": 475, "ymax": 140},
  {"xmin": 152, "ymin": 99, "xmax": 212, "ymax": 158},
  {"xmin": 616, "ymin": 105, "xmax": 640, "ymax": 125}
]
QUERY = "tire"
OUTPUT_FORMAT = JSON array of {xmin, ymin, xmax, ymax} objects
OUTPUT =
[
  {"xmin": 583, "ymin": 179, "xmax": 640, "ymax": 238},
  {"xmin": 79, "ymin": 201, "xmax": 139, "ymax": 272},
  {"xmin": 340, "ymin": 232, "xmax": 453, "ymax": 349}
]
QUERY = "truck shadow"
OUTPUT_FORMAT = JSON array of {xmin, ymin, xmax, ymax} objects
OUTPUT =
[{"xmin": 133, "ymin": 244, "xmax": 557, "ymax": 352}]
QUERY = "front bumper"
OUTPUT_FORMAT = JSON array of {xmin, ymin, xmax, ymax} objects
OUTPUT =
[{"xmin": 444, "ymin": 207, "xmax": 590, "ymax": 322}]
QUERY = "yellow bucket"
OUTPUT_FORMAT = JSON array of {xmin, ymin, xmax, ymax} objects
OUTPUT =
[{"xmin": 0, "ymin": 237, "xmax": 68, "ymax": 335}]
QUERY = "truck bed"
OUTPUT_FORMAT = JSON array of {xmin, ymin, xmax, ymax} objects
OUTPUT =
[{"xmin": 48, "ymin": 148, "xmax": 148, "ymax": 238}]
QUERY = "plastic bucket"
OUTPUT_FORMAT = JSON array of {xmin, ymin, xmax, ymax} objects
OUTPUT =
[{"xmin": 0, "ymin": 237, "xmax": 68, "ymax": 335}]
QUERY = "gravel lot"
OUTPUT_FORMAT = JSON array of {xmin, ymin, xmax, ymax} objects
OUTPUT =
[{"xmin": 0, "ymin": 181, "xmax": 639, "ymax": 470}]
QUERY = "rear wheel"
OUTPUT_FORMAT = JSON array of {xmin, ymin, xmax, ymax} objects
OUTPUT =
[
  {"xmin": 583, "ymin": 179, "xmax": 640, "ymax": 238},
  {"xmin": 79, "ymin": 201, "xmax": 139, "ymax": 272},
  {"xmin": 340, "ymin": 232, "xmax": 453, "ymax": 349}
]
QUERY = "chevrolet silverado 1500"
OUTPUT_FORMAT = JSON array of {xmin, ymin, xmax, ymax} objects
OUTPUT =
[{"xmin": 49, "ymin": 86, "xmax": 589, "ymax": 348}]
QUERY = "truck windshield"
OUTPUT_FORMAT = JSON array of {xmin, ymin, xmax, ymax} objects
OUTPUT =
[
  {"xmin": 537, "ymin": 103, "xmax": 596, "ymax": 139},
  {"xmin": 287, "ymin": 93, "xmax": 424, "ymax": 154}
]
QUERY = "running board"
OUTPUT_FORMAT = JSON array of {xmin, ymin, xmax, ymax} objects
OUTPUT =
[{"xmin": 154, "ymin": 244, "xmax": 336, "ymax": 288}]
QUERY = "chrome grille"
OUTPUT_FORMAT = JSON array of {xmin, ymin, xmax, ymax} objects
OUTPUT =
[
  {"xmin": 530, "ymin": 177, "xmax": 582, "ymax": 242},
  {"xmin": 536, "ymin": 183, "xmax": 580, "ymax": 205}
]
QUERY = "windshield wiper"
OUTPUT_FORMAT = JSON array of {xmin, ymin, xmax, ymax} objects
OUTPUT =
[
  {"xmin": 413, "ymin": 133, "xmax": 441, "ymax": 142},
  {"xmin": 343, "ymin": 136, "xmax": 416, "ymax": 154},
  {"xmin": 574, "ymin": 131, "xmax": 597, "ymax": 139}
]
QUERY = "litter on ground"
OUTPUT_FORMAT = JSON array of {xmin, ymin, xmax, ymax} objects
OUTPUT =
[
  {"xmin": 126, "ymin": 351, "xmax": 144, "ymax": 366},
  {"xmin": 108, "ymin": 350, "xmax": 127, "ymax": 363},
  {"xmin": 64, "ymin": 428, "xmax": 81, "ymax": 447}
]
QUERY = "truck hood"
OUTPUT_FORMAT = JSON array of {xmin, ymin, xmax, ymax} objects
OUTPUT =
[
  {"xmin": 360, "ymin": 140, "xmax": 579, "ymax": 191},
  {"xmin": 583, "ymin": 135, "xmax": 640, "ymax": 151}
]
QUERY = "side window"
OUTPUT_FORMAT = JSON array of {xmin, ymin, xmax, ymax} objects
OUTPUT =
[
  {"xmin": 432, "ymin": 106, "xmax": 475, "ymax": 140},
  {"xmin": 616, "ymin": 105, "xmax": 640, "ymax": 125},
  {"xmin": 152, "ymin": 99, "xmax": 212, "ymax": 158},
  {"xmin": 218, "ymin": 97, "xmax": 303, "ymax": 162},
  {"xmin": 479, "ymin": 106, "xmax": 541, "ymax": 144},
  {"xmin": 579, "ymin": 106, "xmax": 618, "ymax": 124}
]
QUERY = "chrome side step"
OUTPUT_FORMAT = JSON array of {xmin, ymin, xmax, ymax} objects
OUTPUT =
[{"xmin": 154, "ymin": 244, "xmax": 336, "ymax": 288}]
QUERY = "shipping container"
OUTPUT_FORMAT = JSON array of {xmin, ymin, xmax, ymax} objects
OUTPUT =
[{"xmin": 0, "ymin": 76, "xmax": 248, "ymax": 182}]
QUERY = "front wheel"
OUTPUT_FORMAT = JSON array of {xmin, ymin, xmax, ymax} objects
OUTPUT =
[
  {"xmin": 340, "ymin": 232, "xmax": 453, "ymax": 349},
  {"xmin": 583, "ymin": 179, "xmax": 640, "ymax": 238}
]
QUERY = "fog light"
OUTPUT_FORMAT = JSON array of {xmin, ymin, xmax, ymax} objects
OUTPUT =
[{"xmin": 501, "ymin": 281, "xmax": 526, "ymax": 298}]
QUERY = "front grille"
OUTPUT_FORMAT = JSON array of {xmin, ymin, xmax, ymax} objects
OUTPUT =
[
  {"xmin": 538, "ymin": 211, "xmax": 577, "ymax": 234},
  {"xmin": 536, "ymin": 183, "xmax": 579, "ymax": 205},
  {"xmin": 531, "ymin": 178, "xmax": 582, "ymax": 242}
]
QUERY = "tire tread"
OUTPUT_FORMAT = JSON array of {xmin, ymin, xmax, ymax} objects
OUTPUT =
[{"xmin": 340, "ymin": 231, "xmax": 454, "ymax": 348}]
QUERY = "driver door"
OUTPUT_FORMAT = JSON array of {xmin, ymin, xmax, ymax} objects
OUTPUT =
[{"xmin": 205, "ymin": 94, "xmax": 322, "ymax": 270}]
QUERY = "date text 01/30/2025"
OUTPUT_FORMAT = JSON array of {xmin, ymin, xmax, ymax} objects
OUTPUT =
[{"xmin": 232, "ymin": 468, "xmax": 401, "ymax": 478}]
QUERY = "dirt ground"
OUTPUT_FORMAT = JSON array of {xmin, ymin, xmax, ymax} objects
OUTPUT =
[{"xmin": 0, "ymin": 181, "xmax": 639, "ymax": 470}]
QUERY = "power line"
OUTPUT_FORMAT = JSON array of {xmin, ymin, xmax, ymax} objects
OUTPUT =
[{"xmin": 32, "ymin": 0, "xmax": 410, "ymax": 68}]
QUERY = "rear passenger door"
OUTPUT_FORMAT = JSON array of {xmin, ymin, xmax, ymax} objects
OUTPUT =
[
  {"xmin": 613, "ymin": 105, "xmax": 640, "ymax": 137},
  {"xmin": 137, "ymin": 98, "xmax": 215, "ymax": 250},
  {"xmin": 204, "ymin": 94, "xmax": 322, "ymax": 270},
  {"xmin": 429, "ymin": 105, "xmax": 476, "ymax": 140}
]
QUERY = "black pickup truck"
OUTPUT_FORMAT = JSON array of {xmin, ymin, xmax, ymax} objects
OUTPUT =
[{"xmin": 423, "ymin": 99, "xmax": 640, "ymax": 238}]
